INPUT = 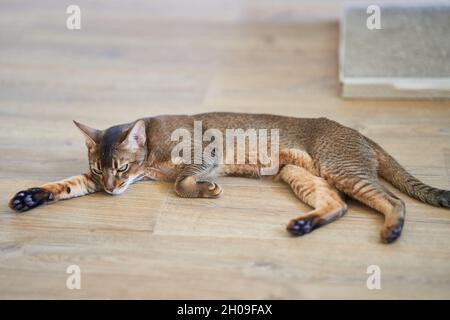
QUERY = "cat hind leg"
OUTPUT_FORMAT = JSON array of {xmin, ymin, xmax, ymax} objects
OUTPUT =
[
  {"xmin": 278, "ymin": 164, "xmax": 348, "ymax": 236},
  {"xmin": 330, "ymin": 173, "xmax": 405, "ymax": 243}
]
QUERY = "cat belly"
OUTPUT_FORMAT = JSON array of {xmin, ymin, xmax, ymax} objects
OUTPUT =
[
  {"xmin": 218, "ymin": 164, "xmax": 261, "ymax": 178},
  {"xmin": 217, "ymin": 148, "xmax": 318, "ymax": 178},
  {"xmin": 279, "ymin": 148, "xmax": 318, "ymax": 175}
]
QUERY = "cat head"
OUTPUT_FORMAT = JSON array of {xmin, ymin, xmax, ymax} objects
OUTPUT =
[{"xmin": 73, "ymin": 120, "xmax": 147, "ymax": 195}]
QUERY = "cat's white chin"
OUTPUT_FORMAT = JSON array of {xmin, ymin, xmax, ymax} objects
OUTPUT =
[{"xmin": 104, "ymin": 187, "xmax": 127, "ymax": 195}]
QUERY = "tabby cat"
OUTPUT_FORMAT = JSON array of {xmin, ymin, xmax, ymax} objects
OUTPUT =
[{"xmin": 9, "ymin": 113, "xmax": 450, "ymax": 243}]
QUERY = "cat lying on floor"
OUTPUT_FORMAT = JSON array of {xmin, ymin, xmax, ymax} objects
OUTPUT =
[{"xmin": 9, "ymin": 112, "xmax": 450, "ymax": 243}]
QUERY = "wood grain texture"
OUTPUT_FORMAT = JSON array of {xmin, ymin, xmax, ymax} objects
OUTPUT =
[{"xmin": 0, "ymin": 0, "xmax": 449, "ymax": 299}]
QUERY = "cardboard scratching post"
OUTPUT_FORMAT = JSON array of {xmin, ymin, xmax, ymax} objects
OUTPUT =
[{"xmin": 340, "ymin": 3, "xmax": 450, "ymax": 99}]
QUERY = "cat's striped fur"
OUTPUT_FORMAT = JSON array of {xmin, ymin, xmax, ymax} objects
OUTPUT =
[{"xmin": 9, "ymin": 113, "xmax": 450, "ymax": 243}]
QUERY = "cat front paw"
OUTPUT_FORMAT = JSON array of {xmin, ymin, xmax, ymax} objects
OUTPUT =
[
  {"xmin": 196, "ymin": 181, "xmax": 223, "ymax": 198},
  {"xmin": 9, "ymin": 188, "xmax": 54, "ymax": 212}
]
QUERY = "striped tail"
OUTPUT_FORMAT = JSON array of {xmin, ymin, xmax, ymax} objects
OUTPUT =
[{"xmin": 367, "ymin": 138, "xmax": 450, "ymax": 208}]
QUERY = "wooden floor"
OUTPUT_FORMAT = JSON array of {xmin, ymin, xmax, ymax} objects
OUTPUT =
[{"xmin": 0, "ymin": 0, "xmax": 449, "ymax": 299}]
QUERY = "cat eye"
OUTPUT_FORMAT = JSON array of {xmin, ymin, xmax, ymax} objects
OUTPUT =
[
  {"xmin": 117, "ymin": 163, "xmax": 129, "ymax": 173},
  {"xmin": 91, "ymin": 167, "xmax": 102, "ymax": 175}
]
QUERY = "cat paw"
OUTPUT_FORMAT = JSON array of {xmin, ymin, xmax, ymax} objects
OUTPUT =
[
  {"xmin": 9, "ymin": 188, "xmax": 54, "ymax": 212},
  {"xmin": 287, "ymin": 216, "xmax": 316, "ymax": 236},
  {"xmin": 381, "ymin": 218, "xmax": 404, "ymax": 243},
  {"xmin": 438, "ymin": 190, "xmax": 450, "ymax": 208},
  {"xmin": 196, "ymin": 181, "xmax": 223, "ymax": 198}
]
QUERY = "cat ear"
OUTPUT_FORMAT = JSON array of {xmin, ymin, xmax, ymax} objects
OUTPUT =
[
  {"xmin": 119, "ymin": 120, "xmax": 146, "ymax": 151},
  {"xmin": 73, "ymin": 120, "xmax": 101, "ymax": 149}
]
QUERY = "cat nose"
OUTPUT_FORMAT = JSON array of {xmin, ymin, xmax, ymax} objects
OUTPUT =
[
  {"xmin": 102, "ymin": 172, "xmax": 116, "ymax": 193},
  {"xmin": 104, "ymin": 186, "xmax": 115, "ymax": 193}
]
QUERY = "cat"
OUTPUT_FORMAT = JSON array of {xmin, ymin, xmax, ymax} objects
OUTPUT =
[{"xmin": 9, "ymin": 112, "xmax": 450, "ymax": 243}]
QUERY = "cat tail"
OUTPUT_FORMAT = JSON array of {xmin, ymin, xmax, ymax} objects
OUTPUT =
[{"xmin": 366, "ymin": 137, "xmax": 450, "ymax": 208}]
